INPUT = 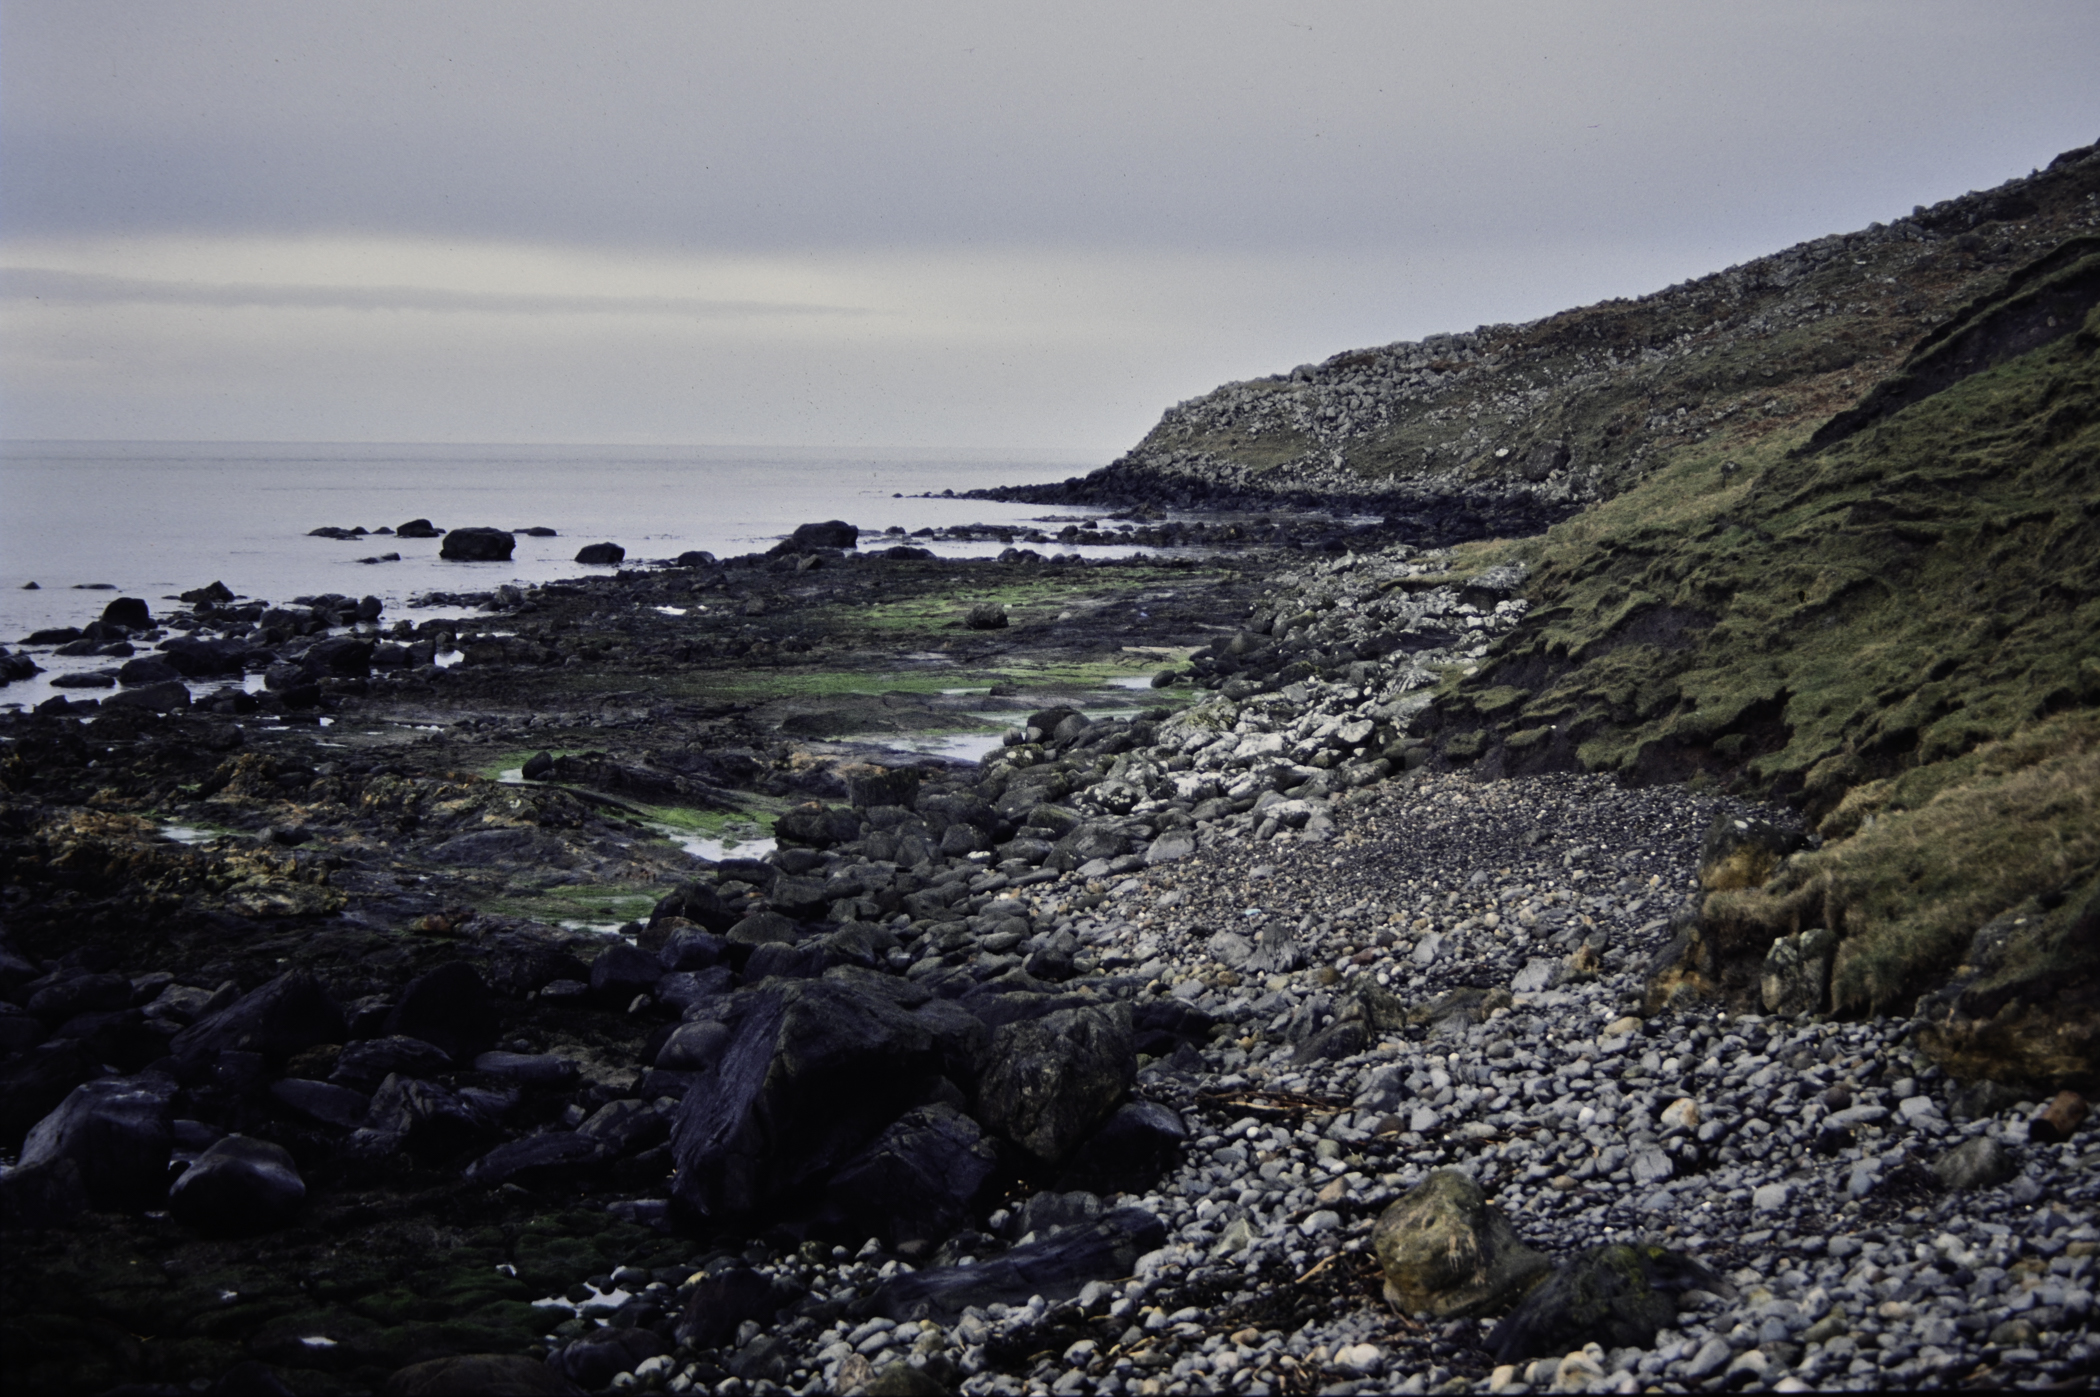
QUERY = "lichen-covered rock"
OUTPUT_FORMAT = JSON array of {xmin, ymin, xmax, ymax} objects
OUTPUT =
[
  {"xmin": 1761, "ymin": 925, "xmax": 1837, "ymax": 1015},
  {"xmin": 1371, "ymin": 1169, "xmax": 1551, "ymax": 1319},
  {"xmin": 975, "ymin": 1003, "xmax": 1135, "ymax": 1164}
]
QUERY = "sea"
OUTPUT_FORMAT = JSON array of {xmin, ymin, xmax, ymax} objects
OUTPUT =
[{"xmin": 0, "ymin": 440, "xmax": 1121, "ymax": 710}]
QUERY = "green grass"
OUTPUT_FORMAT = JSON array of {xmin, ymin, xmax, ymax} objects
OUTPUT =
[{"xmin": 484, "ymin": 882, "xmax": 664, "ymax": 928}]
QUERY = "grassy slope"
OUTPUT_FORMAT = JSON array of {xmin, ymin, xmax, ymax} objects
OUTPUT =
[{"xmin": 1431, "ymin": 273, "xmax": 2100, "ymax": 1045}]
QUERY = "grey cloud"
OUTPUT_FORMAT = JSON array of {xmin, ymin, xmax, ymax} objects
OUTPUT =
[{"xmin": 0, "ymin": 266, "xmax": 877, "ymax": 318}]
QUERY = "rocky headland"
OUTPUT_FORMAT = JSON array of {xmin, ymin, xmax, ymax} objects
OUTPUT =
[{"xmin": 3, "ymin": 143, "xmax": 2099, "ymax": 1396}]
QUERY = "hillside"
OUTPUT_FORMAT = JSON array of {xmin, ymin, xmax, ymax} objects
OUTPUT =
[{"xmin": 1019, "ymin": 140, "xmax": 2100, "ymax": 521}]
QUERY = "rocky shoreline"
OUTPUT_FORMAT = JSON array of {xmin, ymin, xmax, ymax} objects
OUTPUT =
[{"xmin": 0, "ymin": 503, "xmax": 2093, "ymax": 1396}]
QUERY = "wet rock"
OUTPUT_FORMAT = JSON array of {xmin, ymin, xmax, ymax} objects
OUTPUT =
[
  {"xmin": 158, "ymin": 635, "xmax": 257, "ymax": 676},
  {"xmin": 116, "ymin": 655, "xmax": 182, "ymax": 686},
  {"xmin": 976, "ymin": 1003, "xmax": 1135, "ymax": 1164},
  {"xmin": 676, "ymin": 1267, "xmax": 809, "ymax": 1349},
  {"xmin": 1372, "ymin": 1168, "xmax": 1552, "ymax": 1319},
  {"xmin": 472, "ymin": 1051, "xmax": 579, "ymax": 1087},
  {"xmin": 820, "ymin": 1102, "xmax": 999, "ymax": 1246},
  {"xmin": 171, "ymin": 970, "xmax": 346, "ymax": 1071},
  {"xmin": 784, "ymin": 520, "xmax": 859, "ymax": 550},
  {"xmin": 331, "ymin": 1036, "xmax": 455, "ymax": 1091},
  {"xmin": 1487, "ymin": 1244, "xmax": 1729, "ymax": 1363},
  {"xmin": 268, "ymin": 1077, "xmax": 372, "ymax": 1130},
  {"xmin": 395, "ymin": 518, "xmax": 443, "ymax": 538},
  {"xmin": 300, "ymin": 635, "xmax": 374, "ymax": 678},
  {"xmin": 0, "ymin": 1039, "xmax": 106, "ymax": 1147},
  {"xmin": 576, "ymin": 1098, "xmax": 669, "ymax": 1159},
  {"xmin": 382, "ymin": 1353, "xmax": 581, "ymax": 1395},
  {"xmin": 549, "ymin": 1327, "xmax": 670, "ymax": 1392},
  {"xmin": 439, "ymin": 527, "xmax": 516, "ymax": 561},
  {"xmin": 463, "ymin": 1130, "xmax": 601, "ymax": 1187},
  {"xmin": 659, "ymin": 924, "xmax": 728, "ymax": 972},
  {"xmin": 574, "ymin": 542, "xmax": 626, "ymax": 565},
  {"xmin": 103, "ymin": 679, "xmax": 191, "ymax": 712},
  {"xmin": 428, "ymin": 827, "xmax": 578, "ymax": 868},
  {"xmin": 726, "ymin": 910, "xmax": 800, "ymax": 946},
  {"xmin": 668, "ymin": 976, "xmax": 949, "ymax": 1225},
  {"xmin": 15, "ymin": 1073, "xmax": 177, "ymax": 1210},
  {"xmin": 168, "ymin": 1133, "xmax": 306, "ymax": 1235},
  {"xmin": 360, "ymin": 1074, "xmax": 498, "ymax": 1158},
  {"xmin": 1934, "ymin": 1135, "xmax": 2019, "ymax": 1190},
  {"xmin": 384, "ymin": 962, "xmax": 499, "ymax": 1062},
  {"xmin": 100, "ymin": 596, "xmax": 152, "ymax": 630},
  {"xmin": 862, "ymin": 1207, "xmax": 1169, "ymax": 1322},
  {"xmin": 589, "ymin": 943, "xmax": 664, "ymax": 1003}
]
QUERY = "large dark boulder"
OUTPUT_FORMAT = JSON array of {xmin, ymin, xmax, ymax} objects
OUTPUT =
[
  {"xmin": 667, "ymin": 975, "xmax": 952, "ymax": 1225},
  {"xmin": 589, "ymin": 943, "xmax": 664, "ymax": 1003},
  {"xmin": 439, "ymin": 527, "xmax": 515, "ymax": 561},
  {"xmin": 103, "ymin": 679, "xmax": 190, "ymax": 712},
  {"xmin": 359, "ymin": 1074, "xmax": 497, "ymax": 1158},
  {"xmin": 0, "ymin": 1039, "xmax": 104, "ymax": 1147},
  {"xmin": 269, "ymin": 1077, "xmax": 372, "ymax": 1130},
  {"xmin": 783, "ymin": 520, "xmax": 858, "ymax": 551},
  {"xmin": 117, "ymin": 655, "xmax": 182, "ymax": 686},
  {"xmin": 100, "ymin": 597, "xmax": 151, "ymax": 630},
  {"xmin": 659, "ymin": 924, "xmax": 728, "ymax": 971},
  {"xmin": 462, "ymin": 1131, "xmax": 601, "ymax": 1188},
  {"xmin": 574, "ymin": 542, "xmax": 626, "ymax": 565},
  {"xmin": 383, "ymin": 962, "xmax": 498, "ymax": 1063},
  {"xmin": 25, "ymin": 972, "xmax": 133, "ymax": 1023},
  {"xmin": 16, "ymin": 1074, "xmax": 177, "ymax": 1210},
  {"xmin": 773, "ymin": 802, "xmax": 862, "ymax": 849},
  {"xmin": 819, "ymin": 1103, "xmax": 999, "ymax": 1246},
  {"xmin": 864, "ymin": 1207, "xmax": 1168, "ymax": 1322},
  {"xmin": 171, "ymin": 970, "xmax": 346, "ymax": 1071},
  {"xmin": 168, "ymin": 1134, "xmax": 306, "ymax": 1235},
  {"xmin": 158, "ymin": 635, "xmax": 259, "ymax": 677},
  {"xmin": 330, "ymin": 1036, "xmax": 454, "ymax": 1091},
  {"xmin": 652, "ymin": 883, "xmax": 742, "ymax": 935},
  {"xmin": 976, "ymin": 1003, "xmax": 1135, "ymax": 1164},
  {"xmin": 394, "ymin": 518, "xmax": 443, "ymax": 539},
  {"xmin": 1057, "ymin": 1099, "xmax": 1189, "ymax": 1194},
  {"xmin": 300, "ymin": 635, "xmax": 374, "ymax": 678},
  {"xmin": 676, "ymin": 1268, "xmax": 808, "ymax": 1349},
  {"xmin": 549, "ymin": 1327, "xmax": 670, "ymax": 1392}
]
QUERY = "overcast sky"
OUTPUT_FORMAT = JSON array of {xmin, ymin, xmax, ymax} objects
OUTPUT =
[{"xmin": 4, "ymin": 2, "xmax": 2097, "ymax": 453}]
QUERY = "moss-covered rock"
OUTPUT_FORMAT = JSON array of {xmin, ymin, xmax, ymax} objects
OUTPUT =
[{"xmin": 1371, "ymin": 1169, "xmax": 1550, "ymax": 1320}]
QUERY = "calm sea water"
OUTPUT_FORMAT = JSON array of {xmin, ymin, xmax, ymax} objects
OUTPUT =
[{"xmin": 0, "ymin": 440, "xmax": 1112, "ymax": 635}]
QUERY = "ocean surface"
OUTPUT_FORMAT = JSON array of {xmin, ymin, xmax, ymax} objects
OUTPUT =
[{"xmin": 0, "ymin": 440, "xmax": 1118, "ymax": 707}]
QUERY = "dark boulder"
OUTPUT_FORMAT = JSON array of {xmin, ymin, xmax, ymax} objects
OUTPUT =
[
  {"xmin": 976, "ymin": 1003, "xmax": 1135, "ymax": 1164},
  {"xmin": 103, "ymin": 679, "xmax": 191, "ymax": 712},
  {"xmin": 395, "ymin": 518, "xmax": 443, "ymax": 538},
  {"xmin": 300, "ymin": 635, "xmax": 374, "ymax": 678},
  {"xmin": 846, "ymin": 767, "xmax": 922, "ymax": 809},
  {"xmin": 773, "ymin": 802, "xmax": 862, "ymax": 849},
  {"xmin": 0, "ymin": 1039, "xmax": 105, "ymax": 1147},
  {"xmin": 100, "ymin": 597, "xmax": 151, "ymax": 630},
  {"xmin": 330, "ymin": 1036, "xmax": 454, "ymax": 1091},
  {"xmin": 384, "ymin": 962, "xmax": 498, "ymax": 1062},
  {"xmin": 965, "ymin": 603, "xmax": 1009, "ymax": 630},
  {"xmin": 820, "ymin": 1103, "xmax": 999, "ymax": 1246},
  {"xmin": 651, "ymin": 883, "xmax": 742, "ymax": 935},
  {"xmin": 656, "ymin": 1020, "xmax": 733, "ymax": 1071},
  {"xmin": 26, "ymin": 971, "xmax": 134, "ymax": 1023},
  {"xmin": 743, "ymin": 941, "xmax": 831, "ymax": 982},
  {"xmin": 428, "ymin": 827, "xmax": 578, "ymax": 868},
  {"xmin": 725, "ymin": 911, "xmax": 799, "ymax": 946},
  {"xmin": 359, "ymin": 1074, "xmax": 497, "ymax": 1158},
  {"xmin": 472, "ymin": 1051, "xmax": 579, "ymax": 1087},
  {"xmin": 178, "ymin": 580, "xmax": 236, "ymax": 604},
  {"xmin": 864, "ymin": 1207, "xmax": 1168, "ymax": 1322},
  {"xmin": 382, "ymin": 1354, "xmax": 580, "ymax": 1396},
  {"xmin": 269, "ymin": 1077, "xmax": 372, "ymax": 1130},
  {"xmin": 521, "ymin": 750, "xmax": 557, "ymax": 780},
  {"xmin": 675, "ymin": 1267, "xmax": 808, "ymax": 1349},
  {"xmin": 576, "ymin": 1098, "xmax": 669, "ymax": 1158},
  {"xmin": 462, "ymin": 1131, "xmax": 601, "ymax": 1187},
  {"xmin": 574, "ymin": 542, "xmax": 626, "ymax": 565},
  {"xmin": 172, "ymin": 970, "xmax": 346, "ymax": 1071},
  {"xmin": 655, "ymin": 966, "xmax": 735, "ymax": 1016},
  {"xmin": 590, "ymin": 943, "xmax": 664, "ymax": 1003},
  {"xmin": 659, "ymin": 924, "xmax": 728, "ymax": 971},
  {"xmin": 116, "ymin": 655, "xmax": 182, "ymax": 686},
  {"xmin": 1488, "ymin": 1245, "xmax": 1732, "ymax": 1363},
  {"xmin": 168, "ymin": 1133, "xmax": 306, "ymax": 1235},
  {"xmin": 766, "ymin": 875, "xmax": 833, "ymax": 920},
  {"xmin": 667, "ymin": 976, "xmax": 949, "ymax": 1225},
  {"xmin": 439, "ymin": 527, "xmax": 515, "ymax": 561},
  {"xmin": 783, "ymin": 520, "xmax": 859, "ymax": 551},
  {"xmin": 1057, "ymin": 1100, "xmax": 1189, "ymax": 1194},
  {"xmin": 549, "ymin": 1327, "xmax": 670, "ymax": 1393},
  {"xmin": 158, "ymin": 635, "xmax": 259, "ymax": 676},
  {"xmin": 15, "ymin": 1073, "xmax": 177, "ymax": 1210}
]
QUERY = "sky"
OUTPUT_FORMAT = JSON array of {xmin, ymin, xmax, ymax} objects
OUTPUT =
[{"xmin": 3, "ymin": 2, "xmax": 2098, "ymax": 455}]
